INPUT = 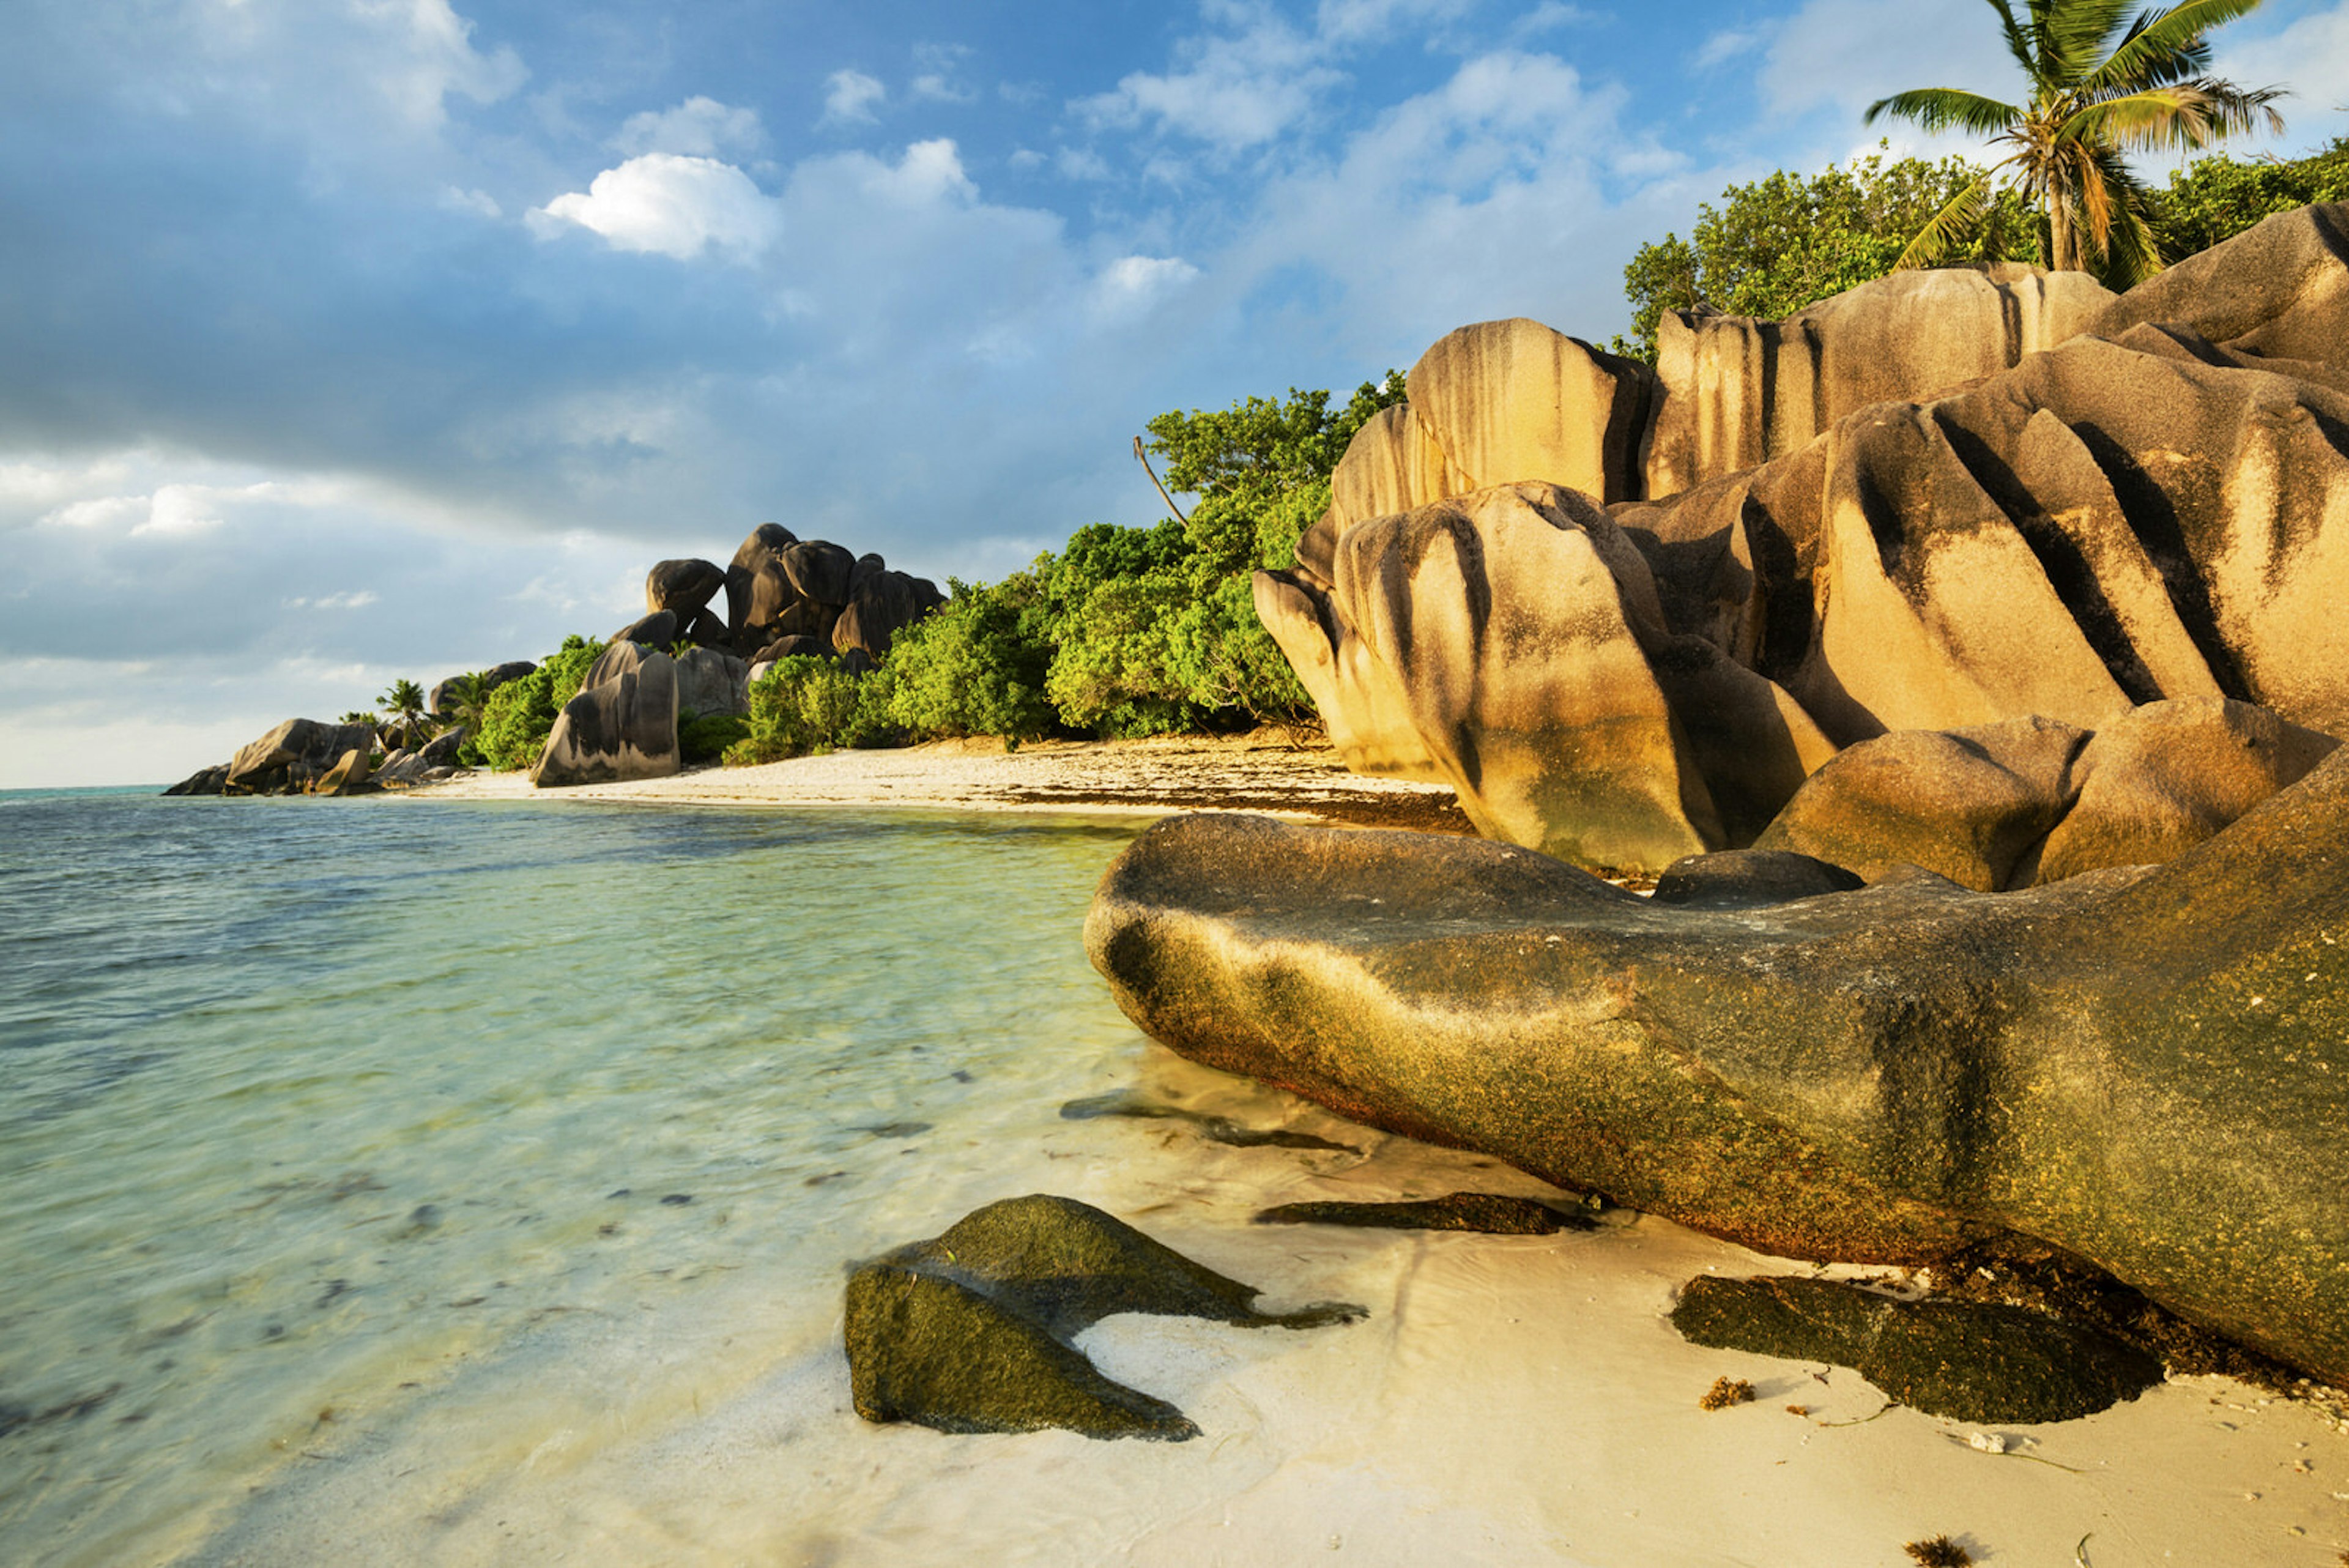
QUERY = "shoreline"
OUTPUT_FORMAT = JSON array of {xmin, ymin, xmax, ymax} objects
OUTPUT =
[{"xmin": 396, "ymin": 730, "xmax": 1479, "ymax": 835}]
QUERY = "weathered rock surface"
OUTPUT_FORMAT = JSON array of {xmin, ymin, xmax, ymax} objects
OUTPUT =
[
  {"xmin": 1671, "ymin": 1275, "xmax": 2163, "ymax": 1424},
  {"xmin": 162, "ymin": 764, "xmax": 229, "ymax": 797},
  {"xmin": 645, "ymin": 557, "xmax": 725, "ymax": 618},
  {"xmin": 1258, "ymin": 480, "xmax": 1835, "ymax": 869},
  {"xmin": 1753, "ymin": 699, "xmax": 2337, "ymax": 890},
  {"xmin": 1266, "ymin": 214, "xmax": 2349, "ymax": 868},
  {"xmin": 428, "ymin": 660, "xmax": 535, "ymax": 718},
  {"xmin": 531, "ymin": 643, "xmax": 679, "ymax": 787},
  {"xmin": 845, "ymin": 1195, "xmax": 1362, "ymax": 1439},
  {"xmin": 609, "ymin": 609, "xmax": 678, "ymax": 650},
  {"xmin": 779, "ymin": 540, "xmax": 856, "ymax": 608},
  {"xmin": 724, "ymin": 523, "xmax": 799, "ymax": 637},
  {"xmin": 311, "ymin": 748, "xmax": 373, "ymax": 796},
  {"xmin": 223, "ymin": 719, "xmax": 379, "ymax": 795},
  {"xmin": 1644, "ymin": 264, "xmax": 2115, "ymax": 500},
  {"xmin": 674, "ymin": 646, "xmax": 749, "ymax": 719},
  {"xmin": 1084, "ymin": 760, "xmax": 2349, "ymax": 1385}
]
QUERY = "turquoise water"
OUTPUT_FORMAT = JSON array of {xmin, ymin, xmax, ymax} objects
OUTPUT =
[{"xmin": 0, "ymin": 791, "xmax": 1177, "ymax": 1564}]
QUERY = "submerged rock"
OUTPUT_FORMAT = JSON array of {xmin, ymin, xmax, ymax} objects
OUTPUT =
[
  {"xmin": 1084, "ymin": 747, "xmax": 2349, "ymax": 1386},
  {"xmin": 1671, "ymin": 1274, "xmax": 2162, "ymax": 1424},
  {"xmin": 845, "ymin": 1195, "xmax": 1363, "ymax": 1440}
]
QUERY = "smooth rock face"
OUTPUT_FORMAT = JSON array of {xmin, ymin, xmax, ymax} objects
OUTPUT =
[
  {"xmin": 844, "ymin": 1195, "xmax": 1362, "ymax": 1440},
  {"xmin": 311, "ymin": 748, "xmax": 373, "ymax": 796},
  {"xmin": 1752, "ymin": 699, "xmax": 2338, "ymax": 890},
  {"xmin": 725, "ymin": 523, "xmax": 799, "ymax": 636},
  {"xmin": 1643, "ymin": 264, "xmax": 2115, "ymax": 500},
  {"xmin": 609, "ymin": 609, "xmax": 678, "ymax": 650},
  {"xmin": 832, "ymin": 570, "xmax": 946, "ymax": 661},
  {"xmin": 1258, "ymin": 480, "xmax": 1835, "ymax": 869},
  {"xmin": 531, "ymin": 645, "xmax": 679, "ymax": 787},
  {"xmin": 1084, "ymin": 766, "xmax": 2349, "ymax": 1385},
  {"xmin": 779, "ymin": 540, "xmax": 856, "ymax": 607},
  {"xmin": 224, "ymin": 719, "xmax": 379, "ymax": 795},
  {"xmin": 645, "ymin": 558, "xmax": 725, "ymax": 618},
  {"xmin": 1671, "ymin": 1275, "xmax": 2163, "ymax": 1424},
  {"xmin": 1270, "ymin": 219, "xmax": 2349, "ymax": 869},
  {"xmin": 673, "ymin": 646, "xmax": 749, "ymax": 719},
  {"xmin": 2085, "ymin": 201, "xmax": 2347, "ymax": 363}
]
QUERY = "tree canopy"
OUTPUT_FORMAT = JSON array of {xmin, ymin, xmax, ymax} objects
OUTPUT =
[{"xmin": 1866, "ymin": 0, "xmax": 2285, "ymax": 285}]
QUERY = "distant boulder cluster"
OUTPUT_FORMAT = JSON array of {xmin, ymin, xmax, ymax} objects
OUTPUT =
[
  {"xmin": 162, "ymin": 522, "xmax": 945, "ymax": 796},
  {"xmin": 632, "ymin": 524, "xmax": 946, "ymax": 680}
]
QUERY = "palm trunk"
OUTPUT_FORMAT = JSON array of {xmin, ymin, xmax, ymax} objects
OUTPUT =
[{"xmin": 2048, "ymin": 193, "xmax": 2076, "ymax": 272}]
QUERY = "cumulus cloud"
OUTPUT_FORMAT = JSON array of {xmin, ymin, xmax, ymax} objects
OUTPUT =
[
  {"xmin": 911, "ymin": 42, "xmax": 979, "ymax": 103},
  {"xmin": 1090, "ymin": 255, "xmax": 1203, "ymax": 323},
  {"xmin": 534, "ymin": 154, "xmax": 783, "ymax": 259},
  {"xmin": 866, "ymin": 139, "xmax": 978, "ymax": 207},
  {"xmin": 1758, "ymin": 0, "xmax": 2019, "ymax": 125},
  {"xmin": 822, "ymin": 69, "xmax": 887, "ymax": 126},
  {"xmin": 614, "ymin": 95, "xmax": 764, "ymax": 157},
  {"xmin": 1077, "ymin": 11, "xmax": 1338, "ymax": 150},
  {"xmin": 2210, "ymin": 4, "xmax": 2349, "ymax": 155},
  {"xmin": 439, "ymin": 185, "xmax": 501, "ymax": 217},
  {"xmin": 1694, "ymin": 27, "xmax": 1766, "ymax": 70},
  {"xmin": 352, "ymin": 0, "xmax": 527, "ymax": 127}
]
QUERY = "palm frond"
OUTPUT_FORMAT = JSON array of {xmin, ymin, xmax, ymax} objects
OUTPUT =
[
  {"xmin": 2086, "ymin": 0, "xmax": 2270, "ymax": 92},
  {"xmin": 1866, "ymin": 86, "xmax": 2023, "ymax": 135},
  {"xmin": 2044, "ymin": 0, "xmax": 2140, "ymax": 84},
  {"xmin": 2066, "ymin": 81, "xmax": 2285, "ymax": 152},
  {"xmin": 1891, "ymin": 171, "xmax": 2000, "ymax": 270},
  {"xmin": 1984, "ymin": 0, "xmax": 2041, "ymax": 76}
]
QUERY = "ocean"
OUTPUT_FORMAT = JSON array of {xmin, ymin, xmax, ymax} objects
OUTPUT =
[{"xmin": 1, "ymin": 789, "xmax": 1316, "ymax": 1564}]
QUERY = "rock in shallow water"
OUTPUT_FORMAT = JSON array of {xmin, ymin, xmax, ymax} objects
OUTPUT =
[
  {"xmin": 1254, "ymin": 1192, "xmax": 1596, "ymax": 1234},
  {"xmin": 1671, "ymin": 1275, "xmax": 2162, "ymax": 1424},
  {"xmin": 1083, "ymin": 747, "xmax": 2349, "ymax": 1386},
  {"xmin": 844, "ymin": 1195, "xmax": 1364, "ymax": 1440}
]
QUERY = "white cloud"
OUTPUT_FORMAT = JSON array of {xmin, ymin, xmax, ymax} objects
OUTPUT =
[
  {"xmin": 534, "ymin": 154, "xmax": 783, "ymax": 259},
  {"xmin": 1077, "ymin": 12, "xmax": 1338, "ymax": 150},
  {"xmin": 867, "ymin": 139, "xmax": 977, "ymax": 207},
  {"xmin": 351, "ymin": 0, "xmax": 527, "ymax": 127},
  {"xmin": 2210, "ymin": 4, "xmax": 2349, "ymax": 158},
  {"xmin": 1509, "ymin": 1, "xmax": 1600, "ymax": 39},
  {"xmin": 1056, "ymin": 147, "xmax": 1111, "ymax": 180},
  {"xmin": 1316, "ymin": 0, "xmax": 1473, "ymax": 45},
  {"xmin": 1694, "ymin": 27, "xmax": 1766, "ymax": 70},
  {"xmin": 614, "ymin": 95, "xmax": 764, "ymax": 158},
  {"xmin": 910, "ymin": 42, "xmax": 978, "ymax": 103},
  {"xmin": 286, "ymin": 590, "xmax": 382, "ymax": 610},
  {"xmin": 439, "ymin": 185, "xmax": 501, "ymax": 218},
  {"xmin": 1759, "ymin": 0, "xmax": 2018, "ymax": 125},
  {"xmin": 1008, "ymin": 147, "xmax": 1045, "ymax": 170},
  {"xmin": 822, "ymin": 69, "xmax": 887, "ymax": 127},
  {"xmin": 1090, "ymin": 255, "xmax": 1203, "ymax": 323}
]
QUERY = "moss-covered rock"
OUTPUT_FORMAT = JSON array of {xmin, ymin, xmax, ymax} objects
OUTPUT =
[
  {"xmin": 1671, "ymin": 1274, "xmax": 2164, "ymax": 1424},
  {"xmin": 844, "ymin": 1195, "xmax": 1363, "ymax": 1441}
]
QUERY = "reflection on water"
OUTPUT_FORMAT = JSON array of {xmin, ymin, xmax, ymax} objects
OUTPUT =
[{"xmin": 0, "ymin": 792, "xmax": 1159, "ymax": 1566}]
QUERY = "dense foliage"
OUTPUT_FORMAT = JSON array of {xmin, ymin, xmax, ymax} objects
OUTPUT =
[
  {"xmin": 1616, "ymin": 148, "xmax": 2040, "ymax": 359},
  {"xmin": 721, "ymin": 379, "xmax": 1403, "ymax": 762},
  {"xmin": 2148, "ymin": 135, "xmax": 2349, "ymax": 258},
  {"xmin": 1617, "ymin": 136, "xmax": 2348, "ymax": 358},
  {"xmin": 467, "ymin": 636, "xmax": 606, "ymax": 770}
]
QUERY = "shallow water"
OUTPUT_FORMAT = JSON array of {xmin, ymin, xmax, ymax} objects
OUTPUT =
[{"xmin": 0, "ymin": 790, "xmax": 1186, "ymax": 1565}]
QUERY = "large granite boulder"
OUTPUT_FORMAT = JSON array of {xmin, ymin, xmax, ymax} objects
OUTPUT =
[
  {"xmin": 162, "ymin": 764, "xmax": 229, "ymax": 797},
  {"xmin": 645, "ymin": 557, "xmax": 725, "ymax": 619},
  {"xmin": 429, "ymin": 660, "xmax": 535, "ymax": 718},
  {"xmin": 311, "ymin": 748, "xmax": 373, "ymax": 797},
  {"xmin": 1264, "ymin": 214, "xmax": 2349, "ymax": 868},
  {"xmin": 831, "ymin": 570, "xmax": 945, "ymax": 662},
  {"xmin": 223, "ymin": 718, "xmax": 379, "ymax": 795},
  {"xmin": 779, "ymin": 540, "xmax": 856, "ymax": 608},
  {"xmin": 1257, "ymin": 481, "xmax": 1836, "ymax": 870},
  {"xmin": 845, "ymin": 1195, "xmax": 1362, "ymax": 1441},
  {"xmin": 531, "ymin": 643, "xmax": 680, "ymax": 787},
  {"xmin": 1643, "ymin": 263, "xmax": 2114, "ymax": 500},
  {"xmin": 1085, "ymin": 754, "xmax": 2349, "ymax": 1385},
  {"xmin": 2085, "ymin": 201, "xmax": 2347, "ymax": 363},
  {"xmin": 1753, "ymin": 699, "xmax": 2339, "ymax": 891},
  {"xmin": 674, "ymin": 645, "xmax": 749, "ymax": 719},
  {"xmin": 724, "ymin": 522, "xmax": 799, "ymax": 637},
  {"xmin": 609, "ymin": 609, "xmax": 678, "ymax": 650}
]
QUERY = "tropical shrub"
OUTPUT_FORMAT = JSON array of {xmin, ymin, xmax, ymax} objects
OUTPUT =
[
  {"xmin": 724, "ymin": 656, "xmax": 899, "ymax": 764},
  {"xmin": 678, "ymin": 711, "xmax": 751, "ymax": 764},
  {"xmin": 467, "ymin": 635, "xmax": 607, "ymax": 770}
]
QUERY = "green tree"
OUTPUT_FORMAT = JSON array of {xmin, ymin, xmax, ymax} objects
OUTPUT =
[
  {"xmin": 1867, "ymin": 0, "xmax": 2285, "ymax": 285},
  {"xmin": 2147, "ymin": 133, "xmax": 2349, "ymax": 257},
  {"xmin": 379, "ymin": 678, "xmax": 426, "ymax": 728},
  {"xmin": 885, "ymin": 574, "xmax": 1058, "ymax": 746},
  {"xmin": 1616, "ymin": 147, "xmax": 2040, "ymax": 360}
]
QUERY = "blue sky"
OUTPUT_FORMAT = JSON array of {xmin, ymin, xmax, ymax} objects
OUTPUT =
[{"xmin": 6, "ymin": 0, "xmax": 2347, "ymax": 786}]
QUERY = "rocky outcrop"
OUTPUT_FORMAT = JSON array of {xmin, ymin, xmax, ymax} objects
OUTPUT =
[
  {"xmin": 1643, "ymin": 264, "xmax": 2115, "ymax": 500},
  {"xmin": 674, "ymin": 646, "xmax": 749, "ymax": 719},
  {"xmin": 845, "ymin": 1195, "xmax": 1362, "ymax": 1440},
  {"xmin": 221, "ymin": 719, "xmax": 379, "ymax": 796},
  {"xmin": 530, "ymin": 642, "xmax": 679, "ymax": 787},
  {"xmin": 1084, "ymin": 755, "xmax": 2349, "ymax": 1385},
  {"xmin": 1671, "ymin": 1275, "xmax": 2163, "ymax": 1424},
  {"xmin": 1264, "ymin": 210, "xmax": 2349, "ymax": 871},
  {"xmin": 609, "ymin": 609, "xmax": 678, "ymax": 650},
  {"xmin": 645, "ymin": 557, "xmax": 725, "ymax": 619},
  {"xmin": 162, "ymin": 764, "xmax": 229, "ymax": 797},
  {"xmin": 311, "ymin": 748, "xmax": 373, "ymax": 796},
  {"xmin": 833, "ymin": 570, "xmax": 948, "ymax": 661},
  {"xmin": 1754, "ymin": 700, "xmax": 2338, "ymax": 890},
  {"xmin": 724, "ymin": 523, "xmax": 799, "ymax": 638}
]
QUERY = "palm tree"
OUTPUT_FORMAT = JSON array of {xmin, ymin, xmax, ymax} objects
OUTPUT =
[
  {"xmin": 1867, "ymin": 1, "xmax": 2285, "ymax": 284},
  {"xmin": 379, "ymin": 678, "xmax": 428, "ymax": 736}
]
